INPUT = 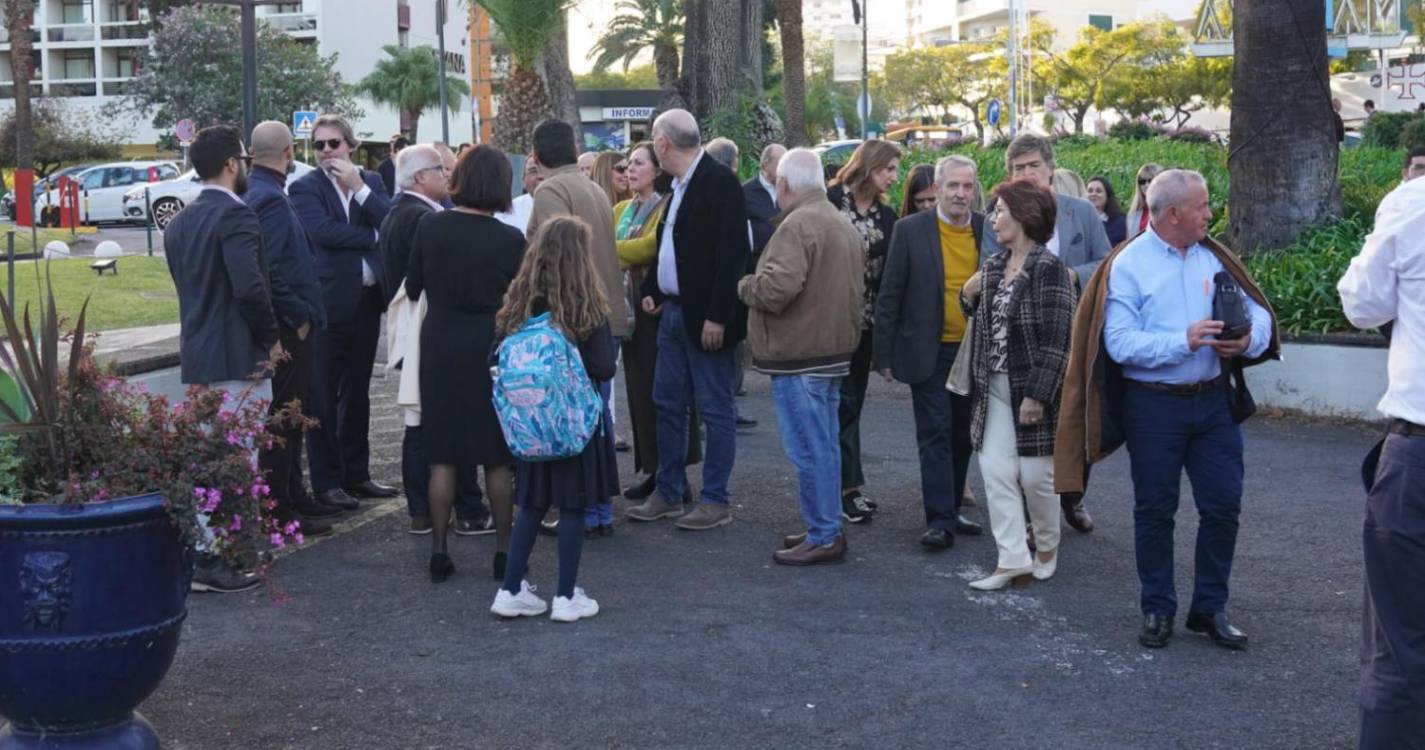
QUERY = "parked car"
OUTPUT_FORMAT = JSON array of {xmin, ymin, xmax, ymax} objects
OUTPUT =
[
  {"xmin": 34, "ymin": 161, "xmax": 181, "ymax": 225},
  {"xmin": 126, "ymin": 160, "xmax": 316, "ymax": 230},
  {"xmin": 2, "ymin": 163, "xmax": 96, "ymax": 220},
  {"xmin": 811, "ymin": 139, "xmax": 863, "ymax": 167}
]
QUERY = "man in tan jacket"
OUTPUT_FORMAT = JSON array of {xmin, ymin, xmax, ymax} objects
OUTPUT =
[
  {"xmin": 738, "ymin": 148, "xmax": 865, "ymax": 566},
  {"xmin": 527, "ymin": 119, "xmax": 626, "ymax": 533}
]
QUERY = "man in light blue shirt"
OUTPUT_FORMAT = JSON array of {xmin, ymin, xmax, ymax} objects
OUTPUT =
[{"xmin": 1105, "ymin": 169, "xmax": 1271, "ymax": 652}]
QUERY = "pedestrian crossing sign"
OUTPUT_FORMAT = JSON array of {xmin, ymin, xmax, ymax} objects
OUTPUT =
[{"xmin": 293, "ymin": 111, "xmax": 317, "ymax": 138}]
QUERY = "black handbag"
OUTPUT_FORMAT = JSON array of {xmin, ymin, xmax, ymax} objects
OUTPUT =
[
  {"xmin": 1213, "ymin": 272, "xmax": 1251, "ymax": 340},
  {"xmin": 1224, "ymin": 357, "xmax": 1257, "ymax": 423}
]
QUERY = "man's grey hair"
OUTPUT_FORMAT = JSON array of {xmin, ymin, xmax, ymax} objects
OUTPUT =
[
  {"xmin": 652, "ymin": 109, "xmax": 701, "ymax": 150},
  {"xmin": 1146, "ymin": 169, "xmax": 1208, "ymax": 218},
  {"xmin": 706, "ymin": 137, "xmax": 739, "ymax": 170},
  {"xmin": 776, "ymin": 148, "xmax": 824, "ymax": 194},
  {"xmin": 396, "ymin": 144, "xmax": 443, "ymax": 190},
  {"xmin": 760, "ymin": 143, "xmax": 787, "ymax": 171},
  {"xmin": 934, "ymin": 154, "xmax": 978, "ymax": 185}
]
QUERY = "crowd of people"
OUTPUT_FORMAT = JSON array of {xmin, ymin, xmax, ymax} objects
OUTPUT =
[{"xmin": 161, "ymin": 110, "xmax": 1422, "ymax": 746}]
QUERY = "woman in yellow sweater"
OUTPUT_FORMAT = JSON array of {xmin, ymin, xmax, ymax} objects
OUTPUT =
[{"xmin": 617, "ymin": 141, "xmax": 701, "ymax": 500}]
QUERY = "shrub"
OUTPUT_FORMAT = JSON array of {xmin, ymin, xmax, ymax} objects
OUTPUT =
[
  {"xmin": 1399, "ymin": 116, "xmax": 1425, "ymax": 151},
  {"xmin": 1339, "ymin": 147, "xmax": 1404, "ymax": 221},
  {"xmin": 1246, "ymin": 217, "xmax": 1367, "ymax": 334},
  {"xmin": 1109, "ymin": 119, "xmax": 1157, "ymax": 141},
  {"xmin": 1165, "ymin": 125, "xmax": 1216, "ymax": 144},
  {"xmin": 1360, "ymin": 111, "xmax": 1419, "ymax": 148}
]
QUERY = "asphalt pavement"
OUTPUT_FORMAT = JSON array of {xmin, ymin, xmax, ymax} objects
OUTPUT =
[{"xmin": 141, "ymin": 368, "xmax": 1374, "ymax": 749}]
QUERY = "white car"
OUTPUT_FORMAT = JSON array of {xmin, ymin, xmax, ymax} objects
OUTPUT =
[
  {"xmin": 35, "ymin": 161, "xmax": 181, "ymax": 225},
  {"xmin": 125, "ymin": 160, "xmax": 316, "ymax": 230}
]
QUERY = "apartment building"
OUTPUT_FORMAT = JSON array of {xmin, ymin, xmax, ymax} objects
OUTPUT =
[{"xmin": 905, "ymin": 0, "xmax": 1146, "ymax": 51}]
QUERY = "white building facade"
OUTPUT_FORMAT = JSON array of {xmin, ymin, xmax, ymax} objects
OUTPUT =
[
  {"xmin": 0, "ymin": 0, "xmax": 473, "ymax": 148},
  {"xmin": 905, "ymin": 0, "xmax": 1146, "ymax": 50}
]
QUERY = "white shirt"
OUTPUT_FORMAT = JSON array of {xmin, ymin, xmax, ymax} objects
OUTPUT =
[
  {"xmin": 329, "ymin": 174, "xmax": 377, "ymax": 287},
  {"xmin": 496, "ymin": 193, "xmax": 534, "ymax": 236},
  {"xmin": 406, "ymin": 190, "xmax": 444, "ymax": 213},
  {"xmin": 658, "ymin": 149, "xmax": 705, "ymax": 296},
  {"xmin": 1339, "ymin": 176, "xmax": 1425, "ymax": 424},
  {"xmin": 758, "ymin": 173, "xmax": 778, "ymax": 209}
]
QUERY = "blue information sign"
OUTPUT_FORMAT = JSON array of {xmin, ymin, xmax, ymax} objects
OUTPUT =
[
  {"xmin": 987, "ymin": 99, "xmax": 1003, "ymax": 128},
  {"xmin": 292, "ymin": 111, "xmax": 317, "ymax": 138}
]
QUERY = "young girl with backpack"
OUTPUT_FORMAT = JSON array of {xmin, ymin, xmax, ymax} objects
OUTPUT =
[{"xmin": 489, "ymin": 215, "xmax": 619, "ymax": 623}]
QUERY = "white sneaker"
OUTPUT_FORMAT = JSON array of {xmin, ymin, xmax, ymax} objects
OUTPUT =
[
  {"xmin": 490, "ymin": 580, "xmax": 547, "ymax": 618},
  {"xmin": 550, "ymin": 587, "xmax": 600, "ymax": 623}
]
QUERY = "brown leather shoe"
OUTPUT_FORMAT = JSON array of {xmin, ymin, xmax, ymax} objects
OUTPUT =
[
  {"xmin": 773, "ymin": 534, "xmax": 847, "ymax": 566},
  {"xmin": 1063, "ymin": 501, "xmax": 1095, "ymax": 533},
  {"xmin": 782, "ymin": 532, "xmax": 807, "ymax": 549}
]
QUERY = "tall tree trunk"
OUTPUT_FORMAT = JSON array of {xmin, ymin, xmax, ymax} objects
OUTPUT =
[
  {"xmin": 5, "ymin": 0, "xmax": 34, "ymax": 172},
  {"xmin": 653, "ymin": 42, "xmax": 680, "ymax": 92},
  {"xmin": 680, "ymin": 0, "xmax": 751, "ymax": 120},
  {"xmin": 1227, "ymin": 0, "xmax": 1340, "ymax": 252},
  {"xmin": 738, "ymin": 0, "xmax": 763, "ymax": 93},
  {"xmin": 494, "ymin": 67, "xmax": 551, "ymax": 155},
  {"xmin": 775, "ymin": 0, "xmax": 807, "ymax": 146},
  {"xmin": 536, "ymin": 12, "xmax": 581, "ymax": 147},
  {"xmin": 406, "ymin": 110, "xmax": 420, "ymax": 143}
]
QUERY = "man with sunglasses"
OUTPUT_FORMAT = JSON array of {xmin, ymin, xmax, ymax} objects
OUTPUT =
[
  {"xmin": 164, "ymin": 124, "xmax": 279, "ymax": 593},
  {"xmin": 289, "ymin": 114, "xmax": 395, "ymax": 512}
]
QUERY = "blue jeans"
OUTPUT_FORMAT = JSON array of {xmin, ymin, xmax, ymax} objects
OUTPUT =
[
  {"xmin": 585, "ymin": 367, "xmax": 618, "ymax": 527},
  {"xmin": 401, "ymin": 425, "xmax": 487, "ymax": 520},
  {"xmin": 654, "ymin": 302, "xmax": 737, "ymax": 505},
  {"xmin": 773, "ymin": 375, "xmax": 843, "ymax": 546},
  {"xmin": 1123, "ymin": 383, "xmax": 1243, "ymax": 618}
]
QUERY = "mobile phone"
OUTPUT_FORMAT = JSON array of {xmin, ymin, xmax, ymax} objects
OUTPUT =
[{"xmin": 1219, "ymin": 323, "xmax": 1251, "ymax": 341}]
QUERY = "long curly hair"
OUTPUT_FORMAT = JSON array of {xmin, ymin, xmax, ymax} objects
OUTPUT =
[{"xmin": 496, "ymin": 215, "xmax": 609, "ymax": 341}]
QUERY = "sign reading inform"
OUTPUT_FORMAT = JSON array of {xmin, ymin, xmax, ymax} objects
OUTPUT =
[{"xmin": 602, "ymin": 107, "xmax": 655, "ymax": 121}]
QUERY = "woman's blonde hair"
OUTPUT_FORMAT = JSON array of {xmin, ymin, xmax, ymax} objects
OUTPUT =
[
  {"xmin": 830, "ymin": 140, "xmax": 902, "ymax": 204},
  {"xmin": 497, "ymin": 216, "xmax": 609, "ymax": 340},
  {"xmin": 591, "ymin": 151, "xmax": 629, "ymax": 206},
  {"xmin": 1128, "ymin": 162, "xmax": 1164, "ymax": 217}
]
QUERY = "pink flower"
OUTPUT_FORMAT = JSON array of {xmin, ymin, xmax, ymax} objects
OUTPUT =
[
  {"xmin": 226, "ymin": 432, "xmax": 242, "ymax": 446},
  {"xmin": 293, "ymin": 533, "xmax": 305, "ymax": 545},
  {"xmin": 228, "ymin": 514, "xmax": 242, "ymax": 532},
  {"xmin": 269, "ymin": 532, "xmax": 285, "ymax": 548}
]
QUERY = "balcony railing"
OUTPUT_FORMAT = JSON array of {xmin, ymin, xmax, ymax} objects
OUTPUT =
[
  {"xmin": 101, "ymin": 79, "xmax": 134, "ymax": 96},
  {"xmin": 263, "ymin": 13, "xmax": 316, "ymax": 33},
  {"xmin": 100, "ymin": 22, "xmax": 148, "ymax": 40},
  {"xmin": 46, "ymin": 25, "xmax": 97, "ymax": 42},
  {"xmin": 50, "ymin": 80, "xmax": 97, "ymax": 96},
  {"xmin": 0, "ymin": 82, "xmax": 45, "ymax": 99}
]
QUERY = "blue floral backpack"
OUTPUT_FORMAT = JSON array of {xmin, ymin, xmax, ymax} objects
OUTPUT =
[{"xmin": 491, "ymin": 312, "xmax": 604, "ymax": 462}]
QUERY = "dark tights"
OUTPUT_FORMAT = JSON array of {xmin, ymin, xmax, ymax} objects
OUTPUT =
[{"xmin": 502, "ymin": 507, "xmax": 585, "ymax": 598}]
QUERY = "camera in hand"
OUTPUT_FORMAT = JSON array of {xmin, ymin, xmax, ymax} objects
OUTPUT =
[{"xmin": 1212, "ymin": 271, "xmax": 1250, "ymax": 341}]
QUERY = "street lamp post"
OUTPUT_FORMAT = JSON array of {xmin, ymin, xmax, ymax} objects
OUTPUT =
[
  {"xmin": 436, "ymin": 0, "xmax": 450, "ymax": 144},
  {"xmin": 208, "ymin": 0, "xmax": 287, "ymax": 142},
  {"xmin": 851, "ymin": 0, "xmax": 868, "ymax": 140}
]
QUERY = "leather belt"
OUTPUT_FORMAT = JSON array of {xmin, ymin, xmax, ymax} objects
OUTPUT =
[
  {"xmin": 1389, "ymin": 419, "xmax": 1425, "ymax": 437},
  {"xmin": 1127, "ymin": 375, "xmax": 1225, "ymax": 396}
]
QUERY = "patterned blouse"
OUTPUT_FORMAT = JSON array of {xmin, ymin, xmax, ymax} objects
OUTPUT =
[
  {"xmin": 827, "ymin": 185, "xmax": 898, "ymax": 329},
  {"xmin": 988, "ymin": 275, "xmax": 1019, "ymax": 373}
]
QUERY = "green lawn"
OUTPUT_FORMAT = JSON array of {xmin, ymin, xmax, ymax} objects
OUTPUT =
[
  {"xmin": 3, "ymin": 256, "xmax": 177, "ymax": 332},
  {"xmin": 0, "ymin": 226, "xmax": 98, "ymax": 256}
]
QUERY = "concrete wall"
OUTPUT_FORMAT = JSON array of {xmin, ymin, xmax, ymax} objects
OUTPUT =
[{"xmin": 1244, "ymin": 341, "xmax": 1389, "ymax": 421}]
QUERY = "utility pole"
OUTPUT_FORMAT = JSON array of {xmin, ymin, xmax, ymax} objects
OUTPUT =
[
  {"xmin": 1007, "ymin": 0, "xmax": 1018, "ymax": 136},
  {"xmin": 209, "ymin": 0, "xmax": 286, "ymax": 142},
  {"xmin": 852, "ymin": 0, "xmax": 868, "ymax": 140},
  {"xmin": 436, "ymin": 0, "xmax": 450, "ymax": 144}
]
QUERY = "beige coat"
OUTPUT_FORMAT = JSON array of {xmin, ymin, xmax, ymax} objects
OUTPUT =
[
  {"xmin": 737, "ymin": 189, "xmax": 864, "ymax": 375},
  {"xmin": 527, "ymin": 164, "xmax": 629, "ymax": 337}
]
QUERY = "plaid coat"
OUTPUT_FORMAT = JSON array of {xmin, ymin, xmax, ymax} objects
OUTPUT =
[{"xmin": 965, "ymin": 245, "xmax": 1076, "ymax": 457}]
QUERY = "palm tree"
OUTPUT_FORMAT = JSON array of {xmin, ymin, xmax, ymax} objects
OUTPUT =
[
  {"xmin": 356, "ymin": 44, "xmax": 470, "ymax": 142},
  {"xmin": 589, "ymin": 0, "xmax": 683, "ymax": 91},
  {"xmin": 474, "ymin": 0, "xmax": 570, "ymax": 154},
  {"xmin": 774, "ymin": 0, "xmax": 806, "ymax": 146},
  {"xmin": 4, "ymin": 0, "xmax": 36, "ymax": 223}
]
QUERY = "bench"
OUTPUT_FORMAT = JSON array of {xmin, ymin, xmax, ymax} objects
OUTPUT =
[{"xmin": 90, "ymin": 258, "xmax": 118, "ymax": 276}]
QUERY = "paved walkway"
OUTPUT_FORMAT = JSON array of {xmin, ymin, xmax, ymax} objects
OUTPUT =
[{"xmin": 140, "ymin": 367, "xmax": 1373, "ymax": 749}]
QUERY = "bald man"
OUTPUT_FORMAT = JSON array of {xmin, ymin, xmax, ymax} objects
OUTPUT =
[
  {"xmin": 247, "ymin": 120, "xmax": 337, "ymax": 534},
  {"xmin": 578, "ymin": 151, "xmax": 598, "ymax": 178}
]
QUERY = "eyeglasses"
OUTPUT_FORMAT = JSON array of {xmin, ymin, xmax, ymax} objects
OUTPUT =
[
  {"xmin": 230, "ymin": 155, "xmax": 253, "ymax": 167},
  {"xmin": 313, "ymin": 138, "xmax": 346, "ymax": 152},
  {"xmin": 417, "ymin": 165, "xmax": 448, "ymax": 176},
  {"xmin": 1138, "ymin": 178, "xmax": 1153, "ymax": 186},
  {"xmin": 614, "ymin": 164, "xmax": 628, "ymax": 173}
]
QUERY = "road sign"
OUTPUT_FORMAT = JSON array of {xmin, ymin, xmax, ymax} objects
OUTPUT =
[
  {"xmin": 292, "ymin": 110, "xmax": 317, "ymax": 138},
  {"xmin": 175, "ymin": 119, "xmax": 196, "ymax": 144},
  {"xmin": 987, "ymin": 99, "xmax": 1002, "ymax": 127}
]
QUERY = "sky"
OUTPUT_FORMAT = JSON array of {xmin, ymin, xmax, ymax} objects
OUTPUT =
[{"xmin": 568, "ymin": 0, "xmax": 623, "ymax": 75}]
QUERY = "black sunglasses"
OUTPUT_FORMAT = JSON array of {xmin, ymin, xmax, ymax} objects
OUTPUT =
[
  {"xmin": 313, "ymin": 138, "xmax": 346, "ymax": 152},
  {"xmin": 614, "ymin": 164, "xmax": 628, "ymax": 173},
  {"xmin": 1138, "ymin": 178, "xmax": 1152, "ymax": 186}
]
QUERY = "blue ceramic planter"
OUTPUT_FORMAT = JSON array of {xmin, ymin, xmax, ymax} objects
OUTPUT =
[{"xmin": 0, "ymin": 494, "xmax": 191, "ymax": 749}]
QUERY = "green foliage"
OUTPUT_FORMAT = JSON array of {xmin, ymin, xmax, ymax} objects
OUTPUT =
[
  {"xmin": 588, "ymin": 0, "xmax": 682, "ymax": 83},
  {"xmin": 1035, "ymin": 18, "xmax": 1184, "ymax": 133},
  {"xmin": 1360, "ymin": 112, "xmax": 1421, "ymax": 148},
  {"xmin": 474, "ymin": 0, "xmax": 571, "ymax": 69},
  {"xmin": 1246, "ymin": 218, "xmax": 1368, "ymax": 334},
  {"xmin": 0, "ymin": 436, "xmax": 21, "ymax": 505},
  {"xmin": 1399, "ymin": 117, "xmax": 1425, "ymax": 150},
  {"xmin": 574, "ymin": 64, "xmax": 660, "ymax": 90},
  {"xmin": 112, "ymin": 5, "xmax": 361, "ymax": 132},
  {"xmin": 1109, "ymin": 119, "xmax": 1157, "ymax": 140},
  {"xmin": 881, "ymin": 43, "xmax": 1003, "ymax": 137},
  {"xmin": 1339, "ymin": 147, "xmax": 1405, "ymax": 221},
  {"xmin": 0, "ymin": 100, "xmax": 120, "ymax": 179},
  {"xmin": 356, "ymin": 45, "xmax": 470, "ymax": 141}
]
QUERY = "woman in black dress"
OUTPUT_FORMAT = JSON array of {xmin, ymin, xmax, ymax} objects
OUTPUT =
[
  {"xmin": 826, "ymin": 140, "xmax": 901, "ymax": 523},
  {"xmin": 489, "ymin": 216, "xmax": 619, "ymax": 623},
  {"xmin": 404, "ymin": 145, "xmax": 525, "ymax": 583}
]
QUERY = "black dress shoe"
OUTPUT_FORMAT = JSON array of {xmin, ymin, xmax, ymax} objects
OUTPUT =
[
  {"xmin": 624, "ymin": 475, "xmax": 656, "ymax": 500},
  {"xmin": 294, "ymin": 518, "xmax": 335, "ymax": 538},
  {"xmin": 344, "ymin": 480, "xmax": 399, "ymax": 499},
  {"xmin": 1063, "ymin": 500, "xmax": 1095, "ymax": 533},
  {"xmin": 430, "ymin": 552, "xmax": 454, "ymax": 583},
  {"xmin": 615, "ymin": 439, "xmax": 631, "ymax": 452},
  {"xmin": 919, "ymin": 528, "xmax": 954, "ymax": 550},
  {"xmin": 294, "ymin": 499, "xmax": 343, "ymax": 519},
  {"xmin": 736, "ymin": 416, "xmax": 758, "ymax": 429},
  {"xmin": 319, "ymin": 489, "xmax": 359, "ymax": 510},
  {"xmin": 1185, "ymin": 612, "xmax": 1249, "ymax": 650},
  {"xmin": 1139, "ymin": 613, "xmax": 1174, "ymax": 648},
  {"xmin": 954, "ymin": 515, "xmax": 983, "ymax": 536}
]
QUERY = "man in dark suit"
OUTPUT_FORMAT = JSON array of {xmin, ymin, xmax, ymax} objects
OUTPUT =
[
  {"xmin": 982, "ymin": 133, "xmax": 1110, "ymax": 534},
  {"xmin": 874, "ymin": 155, "xmax": 986, "ymax": 550},
  {"xmin": 164, "ymin": 124, "xmax": 278, "ymax": 593},
  {"xmin": 377, "ymin": 134, "xmax": 408, "ymax": 197},
  {"xmin": 289, "ymin": 114, "xmax": 396, "ymax": 510},
  {"xmin": 743, "ymin": 143, "xmax": 786, "ymax": 264},
  {"xmin": 626, "ymin": 109, "xmax": 750, "ymax": 531},
  {"xmin": 246, "ymin": 121, "xmax": 338, "ymax": 537},
  {"xmin": 381, "ymin": 143, "xmax": 492, "ymax": 536}
]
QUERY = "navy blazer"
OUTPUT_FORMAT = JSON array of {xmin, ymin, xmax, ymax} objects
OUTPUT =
[
  {"xmin": 379, "ymin": 192, "xmax": 438, "ymax": 304},
  {"xmin": 288, "ymin": 167, "xmax": 392, "ymax": 323},
  {"xmin": 742, "ymin": 176, "xmax": 777, "ymax": 260},
  {"xmin": 244, "ymin": 166, "xmax": 326, "ymax": 331},
  {"xmin": 164, "ymin": 189, "xmax": 278, "ymax": 385}
]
